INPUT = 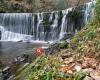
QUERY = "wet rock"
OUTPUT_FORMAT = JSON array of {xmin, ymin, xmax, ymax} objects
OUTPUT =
[
  {"xmin": 17, "ymin": 40, "xmax": 23, "ymax": 42},
  {"xmin": 7, "ymin": 75, "xmax": 15, "ymax": 80},
  {"xmin": 2, "ymin": 67, "xmax": 10, "ymax": 73},
  {"xmin": 45, "ymin": 42, "xmax": 61, "ymax": 55},
  {"xmin": 0, "ymin": 60, "xmax": 3, "ymax": 68},
  {"xmin": 0, "ymin": 69, "xmax": 2, "ymax": 80},
  {"xmin": 2, "ymin": 66, "xmax": 11, "ymax": 80},
  {"xmin": 45, "ymin": 41, "xmax": 68, "ymax": 55},
  {"xmin": 14, "ymin": 56, "xmax": 21, "ymax": 64},
  {"xmin": 14, "ymin": 54, "xmax": 31, "ymax": 64},
  {"xmin": 21, "ymin": 54, "xmax": 31, "ymax": 63}
]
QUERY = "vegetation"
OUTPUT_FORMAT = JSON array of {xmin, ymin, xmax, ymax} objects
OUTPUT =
[
  {"xmin": 15, "ymin": 54, "xmax": 89, "ymax": 80},
  {"xmin": 0, "ymin": 0, "xmax": 89, "ymax": 12},
  {"xmin": 95, "ymin": 0, "xmax": 100, "ymax": 21}
]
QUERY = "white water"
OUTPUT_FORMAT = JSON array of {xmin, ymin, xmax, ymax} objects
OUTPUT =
[
  {"xmin": 0, "ymin": 1, "xmax": 95, "ymax": 42},
  {"xmin": 85, "ymin": 1, "xmax": 95, "ymax": 23},
  {"xmin": 59, "ymin": 8, "xmax": 72, "ymax": 40}
]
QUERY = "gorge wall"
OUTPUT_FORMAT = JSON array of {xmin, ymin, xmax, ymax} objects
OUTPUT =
[{"xmin": 0, "ymin": 0, "xmax": 90, "ymax": 12}]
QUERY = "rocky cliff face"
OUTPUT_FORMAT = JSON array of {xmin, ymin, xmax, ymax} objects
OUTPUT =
[
  {"xmin": 68, "ymin": 0, "xmax": 90, "ymax": 7},
  {"xmin": 0, "ymin": 0, "xmax": 90, "ymax": 12}
]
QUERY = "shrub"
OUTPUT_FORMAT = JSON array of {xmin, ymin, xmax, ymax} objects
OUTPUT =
[
  {"xmin": 95, "ymin": 0, "xmax": 100, "ymax": 21},
  {"xmin": 85, "ymin": 30, "xmax": 97, "ymax": 40},
  {"xmin": 74, "ymin": 71, "xmax": 86, "ymax": 80}
]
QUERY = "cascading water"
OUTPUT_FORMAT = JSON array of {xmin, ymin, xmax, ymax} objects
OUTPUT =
[
  {"xmin": 0, "ymin": 1, "xmax": 95, "ymax": 42},
  {"xmin": 0, "ymin": 13, "xmax": 33, "ymax": 42},
  {"xmin": 35, "ymin": 13, "xmax": 44, "ymax": 40},
  {"xmin": 59, "ymin": 8, "xmax": 72, "ymax": 40},
  {"xmin": 85, "ymin": 1, "xmax": 95, "ymax": 23}
]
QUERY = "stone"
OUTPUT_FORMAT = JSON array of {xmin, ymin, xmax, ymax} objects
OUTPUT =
[
  {"xmin": 2, "ymin": 66, "xmax": 11, "ymax": 80},
  {"xmin": 7, "ymin": 75, "xmax": 15, "ymax": 80},
  {"xmin": 91, "ymin": 76, "xmax": 100, "ymax": 80},
  {"xmin": 2, "ymin": 67, "xmax": 10, "ymax": 72},
  {"xmin": 83, "ymin": 76, "xmax": 94, "ymax": 80},
  {"xmin": 0, "ymin": 69, "xmax": 2, "ymax": 78},
  {"xmin": 90, "ymin": 72, "xmax": 100, "ymax": 80}
]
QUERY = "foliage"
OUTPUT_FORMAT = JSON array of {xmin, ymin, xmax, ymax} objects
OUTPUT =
[
  {"xmin": 0, "ymin": 0, "xmax": 87, "ymax": 12},
  {"xmin": 52, "ymin": 0, "xmax": 68, "ymax": 10},
  {"xmin": 70, "ymin": 18, "xmax": 99, "ymax": 48},
  {"xmin": 26, "ymin": 0, "xmax": 34, "ymax": 4},
  {"xmin": 70, "ymin": 14, "xmax": 100, "ymax": 59},
  {"xmin": 59, "ymin": 41, "xmax": 68, "ymax": 49},
  {"xmin": 15, "ymin": 55, "xmax": 69, "ymax": 80},
  {"xmin": 85, "ymin": 30, "xmax": 97, "ymax": 40},
  {"xmin": 95, "ymin": 0, "xmax": 100, "ymax": 21},
  {"xmin": 0, "ymin": 0, "xmax": 8, "ymax": 12},
  {"xmin": 74, "ymin": 71, "xmax": 86, "ymax": 80}
]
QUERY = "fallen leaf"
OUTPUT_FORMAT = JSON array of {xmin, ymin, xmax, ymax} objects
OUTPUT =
[
  {"xmin": 75, "ymin": 65, "xmax": 82, "ymax": 72},
  {"xmin": 59, "ymin": 66, "xmax": 71, "ymax": 73}
]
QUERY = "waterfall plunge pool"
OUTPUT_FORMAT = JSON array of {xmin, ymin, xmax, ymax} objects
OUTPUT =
[{"xmin": 0, "ymin": 41, "xmax": 49, "ymax": 66}]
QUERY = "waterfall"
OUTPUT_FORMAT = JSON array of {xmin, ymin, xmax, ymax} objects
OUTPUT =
[
  {"xmin": 49, "ymin": 11, "xmax": 58, "ymax": 41},
  {"xmin": 0, "ymin": 1, "xmax": 95, "ymax": 42},
  {"xmin": 85, "ymin": 1, "xmax": 95, "ymax": 23},
  {"xmin": 0, "ymin": 13, "xmax": 33, "ymax": 42},
  {"xmin": 59, "ymin": 8, "xmax": 72, "ymax": 40}
]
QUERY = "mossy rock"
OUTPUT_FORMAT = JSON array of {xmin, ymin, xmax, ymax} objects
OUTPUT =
[{"xmin": 59, "ymin": 41, "xmax": 68, "ymax": 49}]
